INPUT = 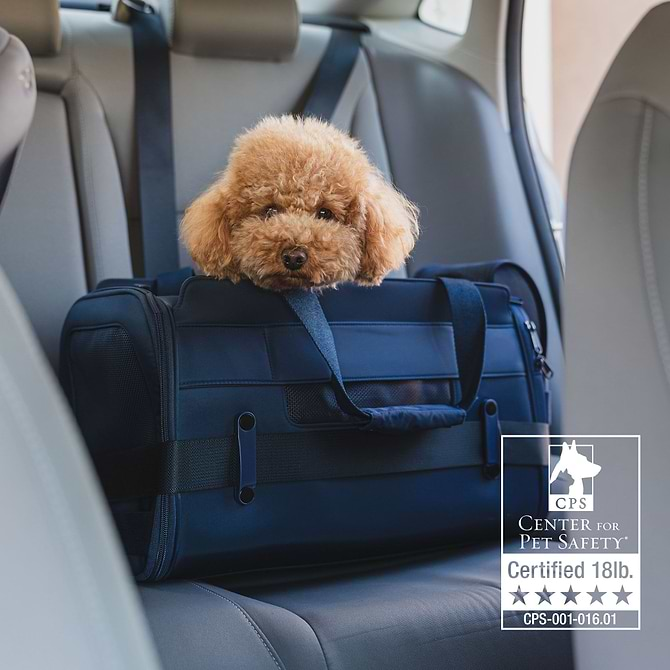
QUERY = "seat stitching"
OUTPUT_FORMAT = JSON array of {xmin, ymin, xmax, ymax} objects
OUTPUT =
[
  {"xmin": 64, "ymin": 17, "xmax": 108, "ymax": 284},
  {"xmin": 254, "ymin": 600, "xmax": 331, "ymax": 670},
  {"xmin": 73, "ymin": 77, "xmax": 107, "ymax": 283},
  {"xmin": 637, "ymin": 104, "xmax": 670, "ymax": 389},
  {"xmin": 190, "ymin": 583, "xmax": 285, "ymax": 670}
]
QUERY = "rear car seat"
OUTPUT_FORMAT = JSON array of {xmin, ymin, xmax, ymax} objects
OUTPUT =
[{"xmin": 0, "ymin": 1, "xmax": 572, "ymax": 667}]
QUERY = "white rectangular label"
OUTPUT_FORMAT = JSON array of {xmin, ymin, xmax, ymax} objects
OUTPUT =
[{"xmin": 501, "ymin": 435, "xmax": 640, "ymax": 630}]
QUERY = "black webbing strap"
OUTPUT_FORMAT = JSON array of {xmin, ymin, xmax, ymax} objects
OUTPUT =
[
  {"xmin": 299, "ymin": 28, "xmax": 362, "ymax": 120},
  {"xmin": 94, "ymin": 421, "xmax": 548, "ymax": 500},
  {"xmin": 126, "ymin": 1, "xmax": 180, "ymax": 277}
]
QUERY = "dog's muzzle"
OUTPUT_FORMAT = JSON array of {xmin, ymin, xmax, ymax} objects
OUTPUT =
[{"xmin": 281, "ymin": 247, "xmax": 308, "ymax": 271}]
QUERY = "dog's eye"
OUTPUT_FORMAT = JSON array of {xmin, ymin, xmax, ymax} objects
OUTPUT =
[
  {"xmin": 316, "ymin": 208, "xmax": 334, "ymax": 221},
  {"xmin": 264, "ymin": 205, "xmax": 280, "ymax": 218}
]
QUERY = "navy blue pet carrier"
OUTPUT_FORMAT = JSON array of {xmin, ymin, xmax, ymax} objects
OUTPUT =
[{"xmin": 61, "ymin": 272, "xmax": 551, "ymax": 581}]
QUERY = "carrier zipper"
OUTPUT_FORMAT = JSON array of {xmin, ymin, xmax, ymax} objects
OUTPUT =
[
  {"xmin": 524, "ymin": 319, "xmax": 553, "ymax": 379},
  {"xmin": 511, "ymin": 304, "xmax": 550, "ymax": 423},
  {"xmin": 145, "ymin": 291, "xmax": 176, "ymax": 580}
]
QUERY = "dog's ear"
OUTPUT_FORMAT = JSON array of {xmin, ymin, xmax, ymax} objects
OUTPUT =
[
  {"xmin": 355, "ymin": 174, "xmax": 419, "ymax": 285},
  {"xmin": 180, "ymin": 179, "xmax": 237, "ymax": 279}
]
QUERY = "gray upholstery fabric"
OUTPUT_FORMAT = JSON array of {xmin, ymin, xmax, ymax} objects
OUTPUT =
[
  {"xmin": 0, "ymin": 267, "xmax": 161, "ymax": 670},
  {"xmin": 141, "ymin": 582, "xmax": 328, "ymax": 670},
  {"xmin": 0, "ymin": 29, "xmax": 35, "ymax": 206},
  {"xmin": 565, "ymin": 5, "xmax": 670, "ymax": 668},
  {"xmin": 0, "ymin": 93, "xmax": 88, "ymax": 367},
  {"xmin": 141, "ymin": 544, "xmax": 573, "ymax": 670},
  {"xmin": 158, "ymin": 0, "xmax": 300, "ymax": 60},
  {"xmin": 0, "ymin": 0, "xmax": 61, "ymax": 56}
]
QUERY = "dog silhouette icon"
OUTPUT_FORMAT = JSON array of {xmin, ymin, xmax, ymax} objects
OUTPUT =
[{"xmin": 549, "ymin": 440, "xmax": 602, "ymax": 498}]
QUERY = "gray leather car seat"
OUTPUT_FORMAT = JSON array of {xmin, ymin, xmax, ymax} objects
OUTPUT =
[
  {"xmin": 565, "ymin": 4, "xmax": 670, "ymax": 668},
  {"xmin": 0, "ymin": 29, "xmax": 160, "ymax": 670},
  {"xmin": 141, "ymin": 544, "xmax": 573, "ymax": 670}
]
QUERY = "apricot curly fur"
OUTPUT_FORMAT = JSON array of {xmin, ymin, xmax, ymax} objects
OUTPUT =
[{"xmin": 181, "ymin": 115, "xmax": 419, "ymax": 291}]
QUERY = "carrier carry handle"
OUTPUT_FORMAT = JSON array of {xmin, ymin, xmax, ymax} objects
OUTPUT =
[
  {"xmin": 416, "ymin": 259, "xmax": 547, "ymax": 351},
  {"xmin": 282, "ymin": 277, "xmax": 486, "ymax": 433}
]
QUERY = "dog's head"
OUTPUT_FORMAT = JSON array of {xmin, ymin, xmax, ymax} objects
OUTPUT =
[{"xmin": 181, "ymin": 115, "xmax": 419, "ymax": 291}]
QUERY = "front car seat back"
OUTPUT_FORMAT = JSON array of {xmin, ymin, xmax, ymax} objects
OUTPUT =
[{"xmin": 566, "ymin": 4, "xmax": 670, "ymax": 668}]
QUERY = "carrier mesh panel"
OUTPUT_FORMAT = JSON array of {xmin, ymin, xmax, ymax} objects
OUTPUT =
[
  {"xmin": 285, "ymin": 379, "xmax": 453, "ymax": 424},
  {"xmin": 68, "ymin": 326, "xmax": 156, "ymax": 456}
]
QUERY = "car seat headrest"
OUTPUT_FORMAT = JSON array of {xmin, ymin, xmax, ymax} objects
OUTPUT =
[
  {"xmin": 593, "ymin": 2, "xmax": 670, "ymax": 115},
  {"xmin": 0, "ymin": 0, "xmax": 61, "ymax": 57},
  {"xmin": 155, "ymin": 0, "xmax": 299, "ymax": 61},
  {"xmin": 0, "ymin": 28, "xmax": 36, "ymax": 210}
]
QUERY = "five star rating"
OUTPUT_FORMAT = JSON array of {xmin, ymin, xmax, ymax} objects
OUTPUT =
[{"xmin": 509, "ymin": 584, "xmax": 633, "ymax": 606}]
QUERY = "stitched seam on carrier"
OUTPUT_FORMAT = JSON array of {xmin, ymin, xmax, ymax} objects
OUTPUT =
[{"xmin": 190, "ymin": 583, "xmax": 284, "ymax": 670}]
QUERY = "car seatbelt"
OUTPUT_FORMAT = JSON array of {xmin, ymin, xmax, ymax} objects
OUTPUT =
[
  {"xmin": 125, "ymin": 0, "xmax": 179, "ymax": 277},
  {"xmin": 299, "ymin": 22, "xmax": 367, "ymax": 120}
]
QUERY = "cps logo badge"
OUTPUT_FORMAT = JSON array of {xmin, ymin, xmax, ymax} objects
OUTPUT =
[{"xmin": 549, "ymin": 440, "xmax": 601, "ymax": 511}]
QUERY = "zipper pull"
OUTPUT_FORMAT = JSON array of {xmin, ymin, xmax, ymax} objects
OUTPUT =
[
  {"xmin": 536, "ymin": 356, "xmax": 554, "ymax": 379},
  {"xmin": 524, "ymin": 319, "xmax": 543, "ymax": 354},
  {"xmin": 236, "ymin": 413, "xmax": 256, "ymax": 505},
  {"xmin": 524, "ymin": 320, "xmax": 554, "ymax": 379}
]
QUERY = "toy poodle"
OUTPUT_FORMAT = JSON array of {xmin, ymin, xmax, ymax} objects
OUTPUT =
[{"xmin": 181, "ymin": 115, "xmax": 419, "ymax": 291}]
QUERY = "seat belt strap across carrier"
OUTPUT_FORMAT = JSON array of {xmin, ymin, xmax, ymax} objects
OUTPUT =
[{"xmin": 125, "ymin": 0, "xmax": 180, "ymax": 277}]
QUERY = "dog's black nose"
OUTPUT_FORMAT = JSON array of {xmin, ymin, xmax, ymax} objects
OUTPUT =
[{"xmin": 282, "ymin": 247, "xmax": 308, "ymax": 271}]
